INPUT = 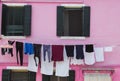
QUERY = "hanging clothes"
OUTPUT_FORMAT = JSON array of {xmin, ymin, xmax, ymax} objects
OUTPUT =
[
  {"xmin": 65, "ymin": 45, "xmax": 74, "ymax": 57},
  {"xmin": 94, "ymin": 47, "xmax": 104, "ymax": 62},
  {"xmin": 33, "ymin": 44, "xmax": 42, "ymax": 66},
  {"xmin": 28, "ymin": 54, "xmax": 39, "ymax": 72},
  {"xmin": 1, "ymin": 40, "xmax": 15, "ymax": 57},
  {"xmin": 41, "ymin": 46, "xmax": 54, "ymax": 75},
  {"xmin": 85, "ymin": 44, "xmax": 94, "ymax": 52},
  {"xmin": 70, "ymin": 46, "xmax": 84, "ymax": 65},
  {"xmin": 16, "ymin": 41, "xmax": 23, "ymax": 66},
  {"xmin": 52, "ymin": 45, "xmax": 64, "ymax": 61},
  {"xmin": 24, "ymin": 43, "xmax": 34, "ymax": 55},
  {"xmin": 84, "ymin": 52, "xmax": 95, "ymax": 65},
  {"xmin": 7, "ymin": 40, "xmax": 15, "ymax": 57},
  {"xmin": 55, "ymin": 47, "xmax": 70, "ymax": 77},
  {"xmin": 76, "ymin": 45, "xmax": 84, "ymax": 59},
  {"xmin": 43, "ymin": 45, "xmax": 51, "ymax": 62},
  {"xmin": 84, "ymin": 44, "xmax": 95, "ymax": 65}
]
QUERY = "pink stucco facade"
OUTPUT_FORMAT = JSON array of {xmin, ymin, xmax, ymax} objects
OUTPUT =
[{"xmin": 0, "ymin": 0, "xmax": 120, "ymax": 81}]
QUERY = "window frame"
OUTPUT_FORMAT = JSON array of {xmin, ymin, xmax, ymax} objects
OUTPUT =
[
  {"xmin": 2, "ymin": 66, "xmax": 36, "ymax": 81},
  {"xmin": 42, "ymin": 70, "xmax": 75, "ymax": 81},
  {"xmin": 1, "ymin": 3, "xmax": 32, "ymax": 37},
  {"xmin": 57, "ymin": 4, "xmax": 90, "ymax": 39}
]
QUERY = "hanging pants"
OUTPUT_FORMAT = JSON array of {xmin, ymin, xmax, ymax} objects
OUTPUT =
[{"xmin": 16, "ymin": 41, "xmax": 23, "ymax": 66}]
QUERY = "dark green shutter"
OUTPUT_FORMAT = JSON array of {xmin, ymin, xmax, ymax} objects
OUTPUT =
[
  {"xmin": 24, "ymin": 5, "xmax": 32, "ymax": 36},
  {"xmin": 2, "ymin": 69, "xmax": 11, "ymax": 81},
  {"xmin": 57, "ymin": 6, "xmax": 65, "ymax": 36},
  {"xmin": 68, "ymin": 70, "xmax": 75, "ymax": 81},
  {"xmin": 1, "ymin": 4, "xmax": 8, "ymax": 35},
  {"xmin": 42, "ymin": 74, "xmax": 51, "ymax": 81},
  {"xmin": 28, "ymin": 71, "xmax": 36, "ymax": 81},
  {"xmin": 82, "ymin": 6, "xmax": 90, "ymax": 37}
]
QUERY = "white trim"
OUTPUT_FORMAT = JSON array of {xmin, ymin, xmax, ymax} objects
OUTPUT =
[
  {"xmin": 61, "ymin": 4, "xmax": 85, "ymax": 8},
  {"xmin": 1, "ymin": 35, "xmax": 26, "ymax": 39},
  {"xmin": 7, "ymin": 66, "xmax": 28, "ymax": 70},
  {"xmin": 3, "ymin": 3, "xmax": 27, "ymax": 6},
  {"xmin": 60, "ymin": 36, "xmax": 86, "ymax": 39}
]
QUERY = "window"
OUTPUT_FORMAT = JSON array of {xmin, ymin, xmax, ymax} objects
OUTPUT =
[
  {"xmin": 42, "ymin": 70, "xmax": 75, "ymax": 81},
  {"xmin": 57, "ymin": 5, "xmax": 90, "ymax": 37},
  {"xmin": 84, "ymin": 73, "xmax": 112, "ymax": 81},
  {"xmin": 2, "ymin": 69, "xmax": 36, "ymax": 81},
  {"xmin": 1, "ymin": 4, "xmax": 32, "ymax": 36}
]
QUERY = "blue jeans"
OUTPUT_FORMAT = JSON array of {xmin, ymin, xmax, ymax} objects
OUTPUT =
[{"xmin": 43, "ymin": 45, "xmax": 51, "ymax": 62}]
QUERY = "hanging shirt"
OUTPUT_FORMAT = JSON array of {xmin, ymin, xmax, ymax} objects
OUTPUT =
[
  {"xmin": 24, "ymin": 43, "xmax": 34, "ymax": 55},
  {"xmin": 94, "ymin": 47, "xmax": 104, "ymax": 62},
  {"xmin": 52, "ymin": 45, "xmax": 64, "ymax": 61}
]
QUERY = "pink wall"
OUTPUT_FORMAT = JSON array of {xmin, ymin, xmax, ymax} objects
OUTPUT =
[
  {"xmin": 0, "ymin": 0, "xmax": 83, "ymax": 2},
  {"xmin": 0, "ymin": 0, "xmax": 120, "ymax": 81}
]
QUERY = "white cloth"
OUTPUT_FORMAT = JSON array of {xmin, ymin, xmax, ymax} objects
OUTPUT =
[
  {"xmin": 84, "ymin": 52, "xmax": 95, "ymax": 65},
  {"xmin": 70, "ymin": 46, "xmax": 84, "ymax": 65},
  {"xmin": 28, "ymin": 54, "xmax": 39, "ymax": 72},
  {"xmin": 104, "ymin": 46, "xmax": 113, "ymax": 52},
  {"xmin": 94, "ymin": 47, "xmax": 104, "ymax": 62},
  {"xmin": 55, "ymin": 47, "xmax": 70, "ymax": 77},
  {"xmin": 41, "ymin": 46, "xmax": 54, "ymax": 75}
]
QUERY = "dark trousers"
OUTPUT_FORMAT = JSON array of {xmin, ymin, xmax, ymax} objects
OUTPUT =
[{"xmin": 16, "ymin": 41, "xmax": 23, "ymax": 66}]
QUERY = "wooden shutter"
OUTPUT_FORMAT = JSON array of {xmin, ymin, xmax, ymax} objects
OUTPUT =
[
  {"xmin": 68, "ymin": 70, "xmax": 75, "ymax": 81},
  {"xmin": 28, "ymin": 71, "xmax": 36, "ymax": 81},
  {"xmin": 57, "ymin": 6, "xmax": 65, "ymax": 36},
  {"xmin": 42, "ymin": 74, "xmax": 51, "ymax": 81},
  {"xmin": 1, "ymin": 4, "xmax": 8, "ymax": 35},
  {"xmin": 24, "ymin": 5, "xmax": 32, "ymax": 36},
  {"xmin": 2, "ymin": 69, "xmax": 11, "ymax": 81},
  {"xmin": 82, "ymin": 6, "xmax": 90, "ymax": 37}
]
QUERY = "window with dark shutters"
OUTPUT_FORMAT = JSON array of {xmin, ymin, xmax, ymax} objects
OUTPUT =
[
  {"xmin": 1, "ymin": 4, "xmax": 32, "ymax": 36},
  {"xmin": 42, "ymin": 70, "xmax": 75, "ymax": 81},
  {"xmin": 2, "ymin": 69, "xmax": 11, "ymax": 81},
  {"xmin": 2, "ymin": 69, "xmax": 36, "ymax": 81},
  {"xmin": 57, "ymin": 6, "xmax": 90, "ymax": 37}
]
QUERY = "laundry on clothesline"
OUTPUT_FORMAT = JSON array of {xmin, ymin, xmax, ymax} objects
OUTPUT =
[{"xmin": 1, "ymin": 40, "xmax": 116, "ymax": 76}]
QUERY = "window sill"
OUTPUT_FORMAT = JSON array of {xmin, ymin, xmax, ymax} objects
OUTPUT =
[
  {"xmin": 7, "ymin": 66, "xmax": 28, "ymax": 70},
  {"xmin": 1, "ymin": 35, "xmax": 26, "ymax": 39},
  {"xmin": 7, "ymin": 66, "xmax": 28, "ymax": 72},
  {"xmin": 60, "ymin": 36, "xmax": 86, "ymax": 39}
]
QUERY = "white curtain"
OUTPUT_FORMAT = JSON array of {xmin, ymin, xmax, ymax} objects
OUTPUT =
[{"xmin": 84, "ymin": 73, "xmax": 112, "ymax": 81}]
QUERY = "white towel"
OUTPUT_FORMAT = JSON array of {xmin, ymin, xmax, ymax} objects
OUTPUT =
[
  {"xmin": 55, "ymin": 47, "xmax": 70, "ymax": 77},
  {"xmin": 84, "ymin": 52, "xmax": 95, "ymax": 65},
  {"xmin": 94, "ymin": 47, "xmax": 104, "ymax": 62},
  {"xmin": 28, "ymin": 54, "xmax": 39, "ymax": 72},
  {"xmin": 41, "ymin": 61, "xmax": 54, "ymax": 75},
  {"xmin": 40, "ymin": 46, "xmax": 54, "ymax": 75}
]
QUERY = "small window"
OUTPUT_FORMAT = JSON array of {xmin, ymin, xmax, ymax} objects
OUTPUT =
[
  {"xmin": 42, "ymin": 70, "xmax": 75, "ymax": 81},
  {"xmin": 1, "ymin": 4, "xmax": 32, "ymax": 36},
  {"xmin": 57, "ymin": 5, "xmax": 90, "ymax": 37},
  {"xmin": 2, "ymin": 69, "xmax": 36, "ymax": 81}
]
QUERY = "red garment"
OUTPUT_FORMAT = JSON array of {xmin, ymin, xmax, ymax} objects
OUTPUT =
[{"xmin": 52, "ymin": 45, "xmax": 64, "ymax": 61}]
